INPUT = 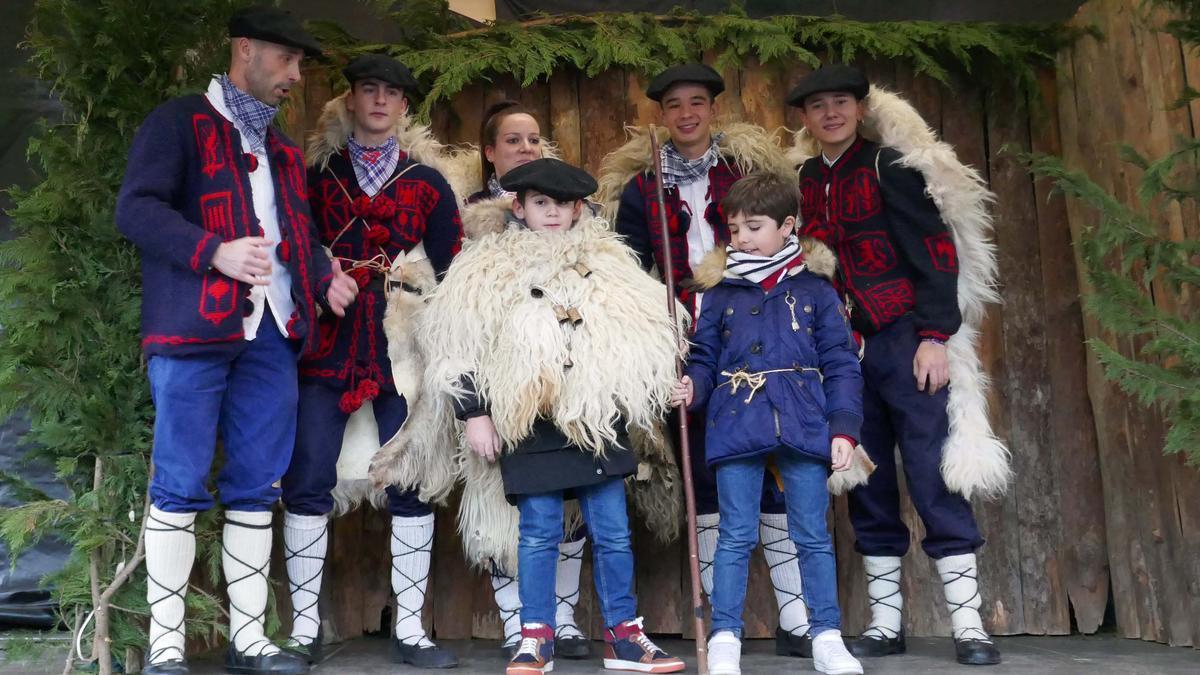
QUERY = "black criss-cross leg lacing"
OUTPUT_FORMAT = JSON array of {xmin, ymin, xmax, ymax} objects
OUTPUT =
[
  {"xmin": 554, "ymin": 542, "xmax": 586, "ymax": 641},
  {"xmin": 490, "ymin": 560, "xmax": 521, "ymax": 648},
  {"xmin": 942, "ymin": 567, "xmax": 992, "ymax": 643},
  {"xmin": 862, "ymin": 563, "xmax": 903, "ymax": 640},
  {"xmin": 283, "ymin": 524, "xmax": 326, "ymax": 646},
  {"xmin": 145, "ymin": 512, "xmax": 194, "ymax": 665},
  {"xmin": 391, "ymin": 524, "xmax": 434, "ymax": 647},
  {"xmin": 760, "ymin": 517, "xmax": 808, "ymax": 633},
  {"xmin": 696, "ymin": 518, "xmax": 719, "ymax": 592},
  {"xmin": 223, "ymin": 517, "xmax": 276, "ymax": 657}
]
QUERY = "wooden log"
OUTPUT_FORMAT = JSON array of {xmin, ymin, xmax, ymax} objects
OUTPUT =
[
  {"xmin": 738, "ymin": 58, "xmax": 787, "ymax": 135},
  {"xmin": 549, "ymin": 69, "xmax": 583, "ymax": 166},
  {"xmin": 578, "ymin": 68, "xmax": 629, "ymax": 176}
]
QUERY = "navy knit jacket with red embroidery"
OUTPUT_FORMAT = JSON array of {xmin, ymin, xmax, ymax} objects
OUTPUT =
[
  {"xmin": 798, "ymin": 137, "xmax": 961, "ymax": 341},
  {"xmin": 614, "ymin": 158, "xmax": 741, "ymax": 304},
  {"xmin": 300, "ymin": 149, "xmax": 462, "ymax": 394},
  {"xmin": 116, "ymin": 95, "xmax": 333, "ymax": 357}
]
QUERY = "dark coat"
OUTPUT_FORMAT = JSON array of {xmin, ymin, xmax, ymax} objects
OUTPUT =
[{"xmin": 685, "ymin": 253, "xmax": 863, "ymax": 467}]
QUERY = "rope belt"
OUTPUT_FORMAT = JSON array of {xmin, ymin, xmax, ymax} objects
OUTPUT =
[{"xmin": 718, "ymin": 366, "xmax": 821, "ymax": 404}]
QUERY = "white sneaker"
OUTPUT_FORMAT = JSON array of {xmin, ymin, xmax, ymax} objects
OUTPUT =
[
  {"xmin": 707, "ymin": 631, "xmax": 741, "ymax": 675},
  {"xmin": 812, "ymin": 630, "xmax": 863, "ymax": 675}
]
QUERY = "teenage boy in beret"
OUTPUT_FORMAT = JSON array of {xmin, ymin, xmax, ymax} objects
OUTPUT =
[
  {"xmin": 787, "ymin": 64, "xmax": 1003, "ymax": 666},
  {"xmin": 115, "ymin": 6, "xmax": 356, "ymax": 675},
  {"xmin": 601, "ymin": 62, "xmax": 817, "ymax": 658}
]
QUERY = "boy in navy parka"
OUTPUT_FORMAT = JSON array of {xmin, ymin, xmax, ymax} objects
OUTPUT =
[{"xmin": 672, "ymin": 173, "xmax": 864, "ymax": 675}]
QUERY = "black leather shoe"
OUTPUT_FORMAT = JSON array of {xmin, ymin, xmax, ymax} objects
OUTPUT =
[
  {"xmin": 500, "ymin": 641, "xmax": 520, "ymax": 659},
  {"xmin": 143, "ymin": 659, "xmax": 190, "ymax": 674},
  {"xmin": 281, "ymin": 638, "xmax": 323, "ymax": 665},
  {"xmin": 223, "ymin": 647, "xmax": 310, "ymax": 674},
  {"xmin": 555, "ymin": 634, "xmax": 591, "ymax": 659},
  {"xmin": 955, "ymin": 638, "xmax": 1002, "ymax": 665},
  {"xmin": 774, "ymin": 627, "xmax": 813, "ymax": 657},
  {"xmin": 391, "ymin": 639, "xmax": 460, "ymax": 669},
  {"xmin": 847, "ymin": 631, "xmax": 906, "ymax": 657}
]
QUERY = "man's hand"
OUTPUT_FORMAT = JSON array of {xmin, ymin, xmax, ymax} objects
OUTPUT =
[
  {"xmin": 325, "ymin": 259, "xmax": 359, "ymax": 318},
  {"xmin": 212, "ymin": 237, "xmax": 273, "ymax": 285},
  {"xmin": 831, "ymin": 436, "xmax": 854, "ymax": 472},
  {"xmin": 466, "ymin": 415, "xmax": 501, "ymax": 462},
  {"xmin": 670, "ymin": 376, "xmax": 694, "ymax": 408},
  {"xmin": 914, "ymin": 340, "xmax": 950, "ymax": 395}
]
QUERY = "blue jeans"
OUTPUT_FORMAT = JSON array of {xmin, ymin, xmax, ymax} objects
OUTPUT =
[
  {"xmin": 711, "ymin": 450, "xmax": 841, "ymax": 636},
  {"xmin": 147, "ymin": 324, "xmax": 299, "ymax": 513},
  {"xmin": 515, "ymin": 477, "xmax": 636, "ymax": 628}
]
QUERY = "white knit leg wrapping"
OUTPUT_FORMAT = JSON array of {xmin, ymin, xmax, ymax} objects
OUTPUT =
[
  {"xmin": 861, "ymin": 555, "xmax": 903, "ymax": 639},
  {"xmin": 936, "ymin": 553, "xmax": 991, "ymax": 642},
  {"xmin": 696, "ymin": 512, "xmax": 720, "ymax": 598},
  {"xmin": 145, "ymin": 507, "xmax": 196, "ymax": 665},
  {"xmin": 554, "ymin": 537, "xmax": 587, "ymax": 640},
  {"xmin": 759, "ymin": 512, "xmax": 811, "ymax": 636},
  {"xmin": 223, "ymin": 510, "xmax": 279, "ymax": 656},
  {"xmin": 491, "ymin": 562, "xmax": 522, "ymax": 648},
  {"xmin": 283, "ymin": 511, "xmax": 328, "ymax": 645},
  {"xmin": 391, "ymin": 513, "xmax": 435, "ymax": 647}
]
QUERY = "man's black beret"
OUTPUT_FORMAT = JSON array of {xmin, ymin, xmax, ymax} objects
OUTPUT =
[
  {"xmin": 645, "ymin": 63, "xmax": 725, "ymax": 102},
  {"xmin": 500, "ymin": 158, "xmax": 598, "ymax": 202},
  {"xmin": 229, "ymin": 6, "xmax": 322, "ymax": 59},
  {"xmin": 343, "ymin": 54, "xmax": 420, "ymax": 93},
  {"xmin": 785, "ymin": 64, "xmax": 870, "ymax": 107}
]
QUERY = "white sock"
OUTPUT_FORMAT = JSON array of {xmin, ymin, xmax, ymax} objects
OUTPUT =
[
  {"xmin": 862, "ymin": 555, "xmax": 903, "ymax": 639},
  {"xmin": 223, "ymin": 510, "xmax": 279, "ymax": 656},
  {"xmin": 491, "ymin": 562, "xmax": 522, "ymax": 648},
  {"xmin": 696, "ymin": 512, "xmax": 720, "ymax": 598},
  {"xmin": 936, "ymin": 553, "xmax": 991, "ymax": 642},
  {"xmin": 145, "ymin": 507, "xmax": 196, "ymax": 665},
  {"xmin": 759, "ymin": 512, "xmax": 811, "ymax": 636},
  {"xmin": 391, "ymin": 513, "xmax": 435, "ymax": 647},
  {"xmin": 283, "ymin": 512, "xmax": 328, "ymax": 645},
  {"xmin": 554, "ymin": 537, "xmax": 587, "ymax": 640}
]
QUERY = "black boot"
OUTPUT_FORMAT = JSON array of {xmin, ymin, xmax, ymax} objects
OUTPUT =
[
  {"xmin": 143, "ymin": 659, "xmax": 190, "ymax": 675},
  {"xmin": 955, "ymin": 638, "xmax": 1001, "ymax": 665},
  {"xmin": 774, "ymin": 627, "xmax": 813, "ymax": 658},
  {"xmin": 391, "ymin": 638, "xmax": 460, "ymax": 669},
  {"xmin": 224, "ymin": 647, "xmax": 310, "ymax": 674},
  {"xmin": 847, "ymin": 631, "xmax": 906, "ymax": 657}
]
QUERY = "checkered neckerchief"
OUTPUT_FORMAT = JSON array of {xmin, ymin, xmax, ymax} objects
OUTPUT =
[
  {"xmin": 348, "ymin": 135, "xmax": 399, "ymax": 197},
  {"xmin": 218, "ymin": 74, "xmax": 277, "ymax": 153},
  {"xmin": 659, "ymin": 132, "xmax": 724, "ymax": 188}
]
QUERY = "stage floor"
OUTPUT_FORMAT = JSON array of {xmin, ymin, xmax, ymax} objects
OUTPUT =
[{"xmin": 3, "ymin": 633, "xmax": 1198, "ymax": 673}]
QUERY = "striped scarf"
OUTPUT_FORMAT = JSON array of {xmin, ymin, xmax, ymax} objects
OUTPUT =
[{"xmin": 724, "ymin": 235, "xmax": 803, "ymax": 283}]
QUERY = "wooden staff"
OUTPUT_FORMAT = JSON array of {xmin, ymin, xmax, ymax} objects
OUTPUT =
[{"xmin": 649, "ymin": 125, "xmax": 707, "ymax": 674}]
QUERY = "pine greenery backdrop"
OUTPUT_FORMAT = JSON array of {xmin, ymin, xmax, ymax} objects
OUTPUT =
[{"xmin": 0, "ymin": 0, "xmax": 1070, "ymax": 671}]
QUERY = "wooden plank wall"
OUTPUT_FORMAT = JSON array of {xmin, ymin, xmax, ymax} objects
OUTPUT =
[
  {"xmin": 1054, "ymin": 0, "xmax": 1200, "ymax": 649},
  {"xmin": 270, "ymin": 0, "xmax": 1198, "ymax": 648}
]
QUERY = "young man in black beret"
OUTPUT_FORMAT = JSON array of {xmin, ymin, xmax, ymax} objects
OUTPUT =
[
  {"xmin": 115, "ymin": 6, "xmax": 357, "ymax": 675},
  {"xmin": 787, "ymin": 64, "xmax": 1004, "ymax": 666},
  {"xmin": 280, "ymin": 53, "xmax": 462, "ymax": 669},
  {"xmin": 600, "ymin": 63, "xmax": 816, "ymax": 659}
]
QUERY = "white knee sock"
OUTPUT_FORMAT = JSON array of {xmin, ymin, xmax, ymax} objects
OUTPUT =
[
  {"xmin": 936, "ymin": 553, "xmax": 991, "ymax": 642},
  {"xmin": 491, "ymin": 562, "xmax": 522, "ymax": 648},
  {"xmin": 283, "ymin": 512, "xmax": 328, "ymax": 646},
  {"xmin": 223, "ymin": 510, "xmax": 279, "ymax": 656},
  {"xmin": 759, "ymin": 513, "xmax": 811, "ymax": 636},
  {"xmin": 390, "ymin": 513, "xmax": 435, "ymax": 647},
  {"xmin": 696, "ymin": 512, "xmax": 720, "ymax": 598},
  {"xmin": 555, "ymin": 537, "xmax": 587, "ymax": 639},
  {"xmin": 145, "ymin": 507, "xmax": 196, "ymax": 665},
  {"xmin": 862, "ymin": 555, "xmax": 903, "ymax": 639}
]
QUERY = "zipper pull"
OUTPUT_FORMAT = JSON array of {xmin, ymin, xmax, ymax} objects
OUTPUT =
[{"xmin": 785, "ymin": 291, "xmax": 800, "ymax": 332}]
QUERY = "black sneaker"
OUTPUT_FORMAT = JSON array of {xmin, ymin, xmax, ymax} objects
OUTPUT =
[
  {"xmin": 955, "ymin": 638, "xmax": 1001, "ymax": 666},
  {"xmin": 775, "ymin": 626, "xmax": 813, "ymax": 657}
]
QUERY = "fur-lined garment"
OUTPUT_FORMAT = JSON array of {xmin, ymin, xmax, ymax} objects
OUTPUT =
[
  {"xmin": 369, "ymin": 204, "xmax": 686, "ymax": 569},
  {"xmin": 788, "ymin": 86, "xmax": 1010, "ymax": 500}
]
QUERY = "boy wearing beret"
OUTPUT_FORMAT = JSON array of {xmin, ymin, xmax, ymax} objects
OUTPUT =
[
  {"xmin": 280, "ymin": 54, "xmax": 463, "ymax": 669},
  {"xmin": 787, "ymin": 64, "xmax": 1004, "ymax": 666},
  {"xmin": 115, "ymin": 7, "xmax": 358, "ymax": 674}
]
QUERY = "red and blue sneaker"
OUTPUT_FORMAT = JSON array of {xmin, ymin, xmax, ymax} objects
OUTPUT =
[
  {"xmin": 507, "ymin": 623, "xmax": 555, "ymax": 675},
  {"xmin": 603, "ymin": 618, "xmax": 685, "ymax": 673}
]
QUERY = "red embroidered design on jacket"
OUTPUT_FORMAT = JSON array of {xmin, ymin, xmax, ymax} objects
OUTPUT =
[
  {"xmin": 193, "ymin": 115, "xmax": 224, "ymax": 178},
  {"xmin": 924, "ymin": 232, "xmax": 959, "ymax": 273},
  {"xmin": 845, "ymin": 231, "xmax": 897, "ymax": 277},
  {"xmin": 838, "ymin": 167, "xmax": 882, "ymax": 222},
  {"xmin": 862, "ymin": 278, "xmax": 915, "ymax": 324}
]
